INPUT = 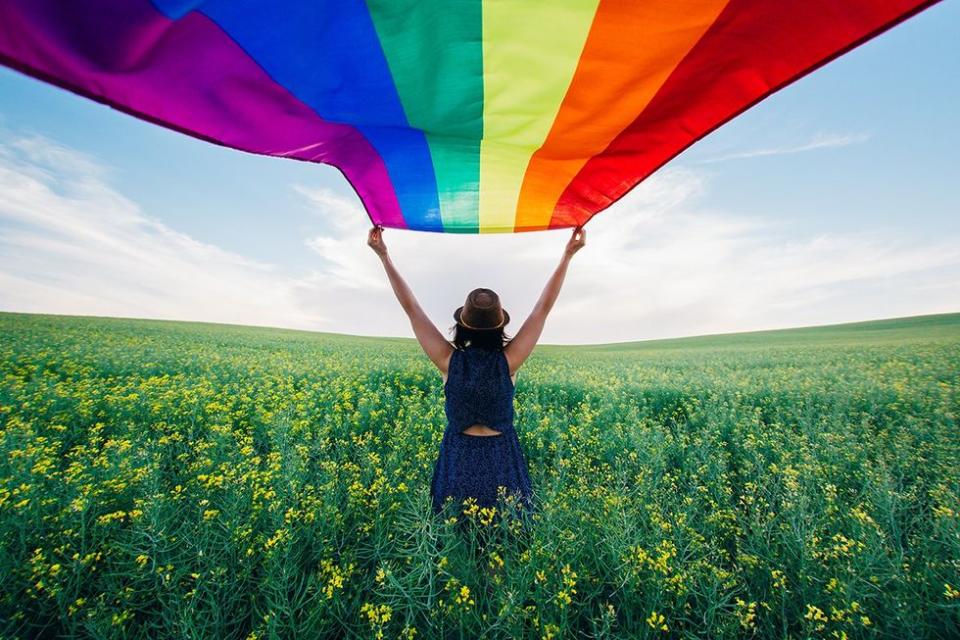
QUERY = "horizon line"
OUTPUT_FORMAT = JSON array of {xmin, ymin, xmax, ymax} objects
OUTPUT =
[{"xmin": 1, "ymin": 308, "xmax": 957, "ymax": 348}]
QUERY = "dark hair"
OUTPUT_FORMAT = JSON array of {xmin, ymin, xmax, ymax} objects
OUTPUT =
[{"xmin": 448, "ymin": 323, "xmax": 513, "ymax": 351}]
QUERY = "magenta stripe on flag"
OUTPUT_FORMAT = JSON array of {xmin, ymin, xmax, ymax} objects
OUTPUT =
[{"xmin": 0, "ymin": 0, "xmax": 405, "ymax": 228}]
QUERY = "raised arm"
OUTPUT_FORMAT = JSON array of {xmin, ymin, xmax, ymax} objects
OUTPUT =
[
  {"xmin": 368, "ymin": 226, "xmax": 454, "ymax": 371},
  {"xmin": 504, "ymin": 226, "xmax": 586, "ymax": 374}
]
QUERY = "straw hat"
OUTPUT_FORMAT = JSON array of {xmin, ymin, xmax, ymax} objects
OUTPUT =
[{"xmin": 453, "ymin": 288, "xmax": 510, "ymax": 330}]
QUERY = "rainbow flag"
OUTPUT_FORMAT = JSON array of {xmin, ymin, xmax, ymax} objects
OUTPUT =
[{"xmin": 0, "ymin": 0, "xmax": 938, "ymax": 233}]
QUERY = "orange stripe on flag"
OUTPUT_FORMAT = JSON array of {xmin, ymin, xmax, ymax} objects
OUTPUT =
[{"xmin": 513, "ymin": 0, "xmax": 730, "ymax": 231}]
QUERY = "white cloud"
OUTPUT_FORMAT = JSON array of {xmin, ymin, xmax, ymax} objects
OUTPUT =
[
  {"xmin": 1, "ymin": 134, "xmax": 957, "ymax": 345},
  {"xmin": 0, "ymin": 134, "xmax": 326, "ymax": 329},
  {"xmin": 293, "ymin": 164, "xmax": 958, "ymax": 344},
  {"xmin": 698, "ymin": 132, "xmax": 871, "ymax": 163},
  {"xmin": 549, "ymin": 167, "xmax": 959, "ymax": 341}
]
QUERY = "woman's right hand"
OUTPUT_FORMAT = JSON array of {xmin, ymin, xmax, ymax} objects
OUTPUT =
[
  {"xmin": 367, "ymin": 225, "xmax": 388, "ymax": 257},
  {"xmin": 564, "ymin": 225, "xmax": 586, "ymax": 258}
]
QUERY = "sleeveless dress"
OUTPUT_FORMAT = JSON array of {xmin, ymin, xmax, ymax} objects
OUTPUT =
[{"xmin": 430, "ymin": 345, "xmax": 534, "ymax": 517}]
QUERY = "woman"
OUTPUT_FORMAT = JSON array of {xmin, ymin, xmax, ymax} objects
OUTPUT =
[{"xmin": 367, "ymin": 224, "xmax": 586, "ymax": 520}]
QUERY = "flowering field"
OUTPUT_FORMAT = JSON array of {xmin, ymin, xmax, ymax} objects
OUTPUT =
[{"xmin": 1, "ymin": 311, "xmax": 958, "ymax": 639}]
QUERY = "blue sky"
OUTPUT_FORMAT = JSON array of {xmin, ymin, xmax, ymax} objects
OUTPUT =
[{"xmin": 1, "ymin": 2, "xmax": 957, "ymax": 344}]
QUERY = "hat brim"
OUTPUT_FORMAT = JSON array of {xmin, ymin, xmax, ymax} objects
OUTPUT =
[{"xmin": 454, "ymin": 306, "xmax": 510, "ymax": 330}]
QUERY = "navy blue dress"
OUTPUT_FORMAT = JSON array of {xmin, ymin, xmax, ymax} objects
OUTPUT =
[{"xmin": 430, "ymin": 345, "xmax": 534, "ymax": 517}]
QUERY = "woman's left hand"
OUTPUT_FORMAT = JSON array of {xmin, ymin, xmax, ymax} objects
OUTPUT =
[
  {"xmin": 564, "ymin": 225, "xmax": 586, "ymax": 258},
  {"xmin": 367, "ymin": 225, "xmax": 388, "ymax": 257}
]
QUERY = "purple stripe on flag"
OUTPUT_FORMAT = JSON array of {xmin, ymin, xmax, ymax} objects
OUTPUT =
[{"xmin": 0, "ymin": 0, "xmax": 405, "ymax": 228}]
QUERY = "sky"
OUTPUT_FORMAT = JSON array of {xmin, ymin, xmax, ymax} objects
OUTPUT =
[{"xmin": 0, "ymin": 3, "xmax": 958, "ymax": 345}]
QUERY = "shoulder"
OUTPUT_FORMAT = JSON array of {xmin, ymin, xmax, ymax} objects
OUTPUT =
[
  {"xmin": 445, "ymin": 345, "xmax": 461, "ymax": 362},
  {"xmin": 498, "ymin": 349, "xmax": 518, "ymax": 384},
  {"xmin": 440, "ymin": 347, "xmax": 463, "ymax": 384},
  {"xmin": 502, "ymin": 345, "xmax": 519, "ymax": 376},
  {"xmin": 439, "ymin": 345, "xmax": 460, "ymax": 374}
]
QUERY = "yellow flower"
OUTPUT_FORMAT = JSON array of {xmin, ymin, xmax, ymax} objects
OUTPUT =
[
  {"xmin": 360, "ymin": 602, "xmax": 392, "ymax": 639},
  {"xmin": 646, "ymin": 611, "xmax": 668, "ymax": 632},
  {"xmin": 319, "ymin": 558, "xmax": 355, "ymax": 599},
  {"xmin": 735, "ymin": 598, "xmax": 757, "ymax": 630},
  {"xmin": 770, "ymin": 569, "xmax": 786, "ymax": 589},
  {"xmin": 455, "ymin": 585, "xmax": 475, "ymax": 608},
  {"xmin": 561, "ymin": 564, "xmax": 578, "ymax": 588},
  {"xmin": 804, "ymin": 604, "xmax": 828, "ymax": 631}
]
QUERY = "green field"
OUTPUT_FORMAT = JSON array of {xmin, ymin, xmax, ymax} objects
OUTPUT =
[{"xmin": 1, "ymin": 311, "xmax": 958, "ymax": 639}]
